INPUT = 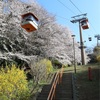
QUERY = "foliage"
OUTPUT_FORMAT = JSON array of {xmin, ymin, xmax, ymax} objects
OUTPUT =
[
  {"xmin": 0, "ymin": 64, "xmax": 30, "ymax": 100},
  {"xmin": 30, "ymin": 59, "xmax": 53, "ymax": 83},
  {"xmin": 85, "ymin": 47, "xmax": 93, "ymax": 54},
  {"xmin": 50, "ymin": 58, "xmax": 62, "ymax": 68},
  {"xmin": 97, "ymin": 55, "xmax": 100, "ymax": 62},
  {"xmin": 93, "ymin": 46, "xmax": 100, "ymax": 62},
  {"xmin": 89, "ymin": 46, "xmax": 100, "ymax": 63},
  {"xmin": 40, "ymin": 59, "xmax": 53, "ymax": 74},
  {"xmin": 93, "ymin": 46, "xmax": 100, "ymax": 52}
]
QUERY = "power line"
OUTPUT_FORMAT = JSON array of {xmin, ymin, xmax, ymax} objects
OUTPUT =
[
  {"xmin": 69, "ymin": 0, "xmax": 82, "ymax": 13},
  {"xmin": 56, "ymin": 15, "xmax": 70, "ymax": 21},
  {"xmin": 89, "ymin": 22, "xmax": 98, "ymax": 34},
  {"xmin": 56, "ymin": 0, "xmax": 98, "ymax": 41},
  {"xmin": 56, "ymin": 0, "xmax": 76, "ymax": 15},
  {"xmin": 68, "ymin": 0, "xmax": 98, "ymax": 38}
]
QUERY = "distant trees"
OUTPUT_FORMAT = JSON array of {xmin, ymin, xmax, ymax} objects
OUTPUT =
[
  {"xmin": 88, "ymin": 46, "xmax": 100, "ymax": 63},
  {"xmin": 93, "ymin": 46, "xmax": 100, "ymax": 62},
  {"xmin": 85, "ymin": 47, "xmax": 93, "ymax": 54}
]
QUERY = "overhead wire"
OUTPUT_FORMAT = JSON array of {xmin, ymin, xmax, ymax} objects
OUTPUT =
[
  {"xmin": 56, "ymin": 15, "xmax": 70, "ymax": 21},
  {"xmin": 69, "ymin": 0, "xmax": 98, "ymax": 42},
  {"xmin": 59, "ymin": 0, "xmax": 97, "ymax": 34},
  {"xmin": 89, "ymin": 21, "xmax": 98, "ymax": 35},
  {"xmin": 55, "ymin": 0, "xmax": 80, "ymax": 30},
  {"xmin": 55, "ymin": 15, "xmax": 79, "ymax": 29},
  {"xmin": 56, "ymin": 0, "xmax": 81, "ymax": 30},
  {"xmin": 69, "ymin": 0, "xmax": 98, "ymax": 36},
  {"xmin": 4, "ymin": 0, "xmax": 98, "ymax": 38},
  {"xmin": 56, "ymin": 0, "xmax": 98, "ymax": 46},
  {"xmin": 56, "ymin": 0, "xmax": 76, "ymax": 15},
  {"xmin": 69, "ymin": 0, "xmax": 82, "ymax": 14}
]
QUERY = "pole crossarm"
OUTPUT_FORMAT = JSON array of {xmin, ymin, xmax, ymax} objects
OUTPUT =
[
  {"xmin": 71, "ymin": 13, "xmax": 87, "ymax": 18},
  {"xmin": 95, "ymin": 34, "xmax": 100, "ymax": 46},
  {"xmin": 70, "ymin": 17, "xmax": 87, "ymax": 23},
  {"xmin": 71, "ymin": 13, "xmax": 88, "ymax": 23},
  {"xmin": 95, "ymin": 34, "xmax": 100, "ymax": 40}
]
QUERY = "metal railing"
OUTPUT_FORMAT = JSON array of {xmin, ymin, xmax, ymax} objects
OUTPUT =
[{"xmin": 47, "ymin": 66, "xmax": 64, "ymax": 100}]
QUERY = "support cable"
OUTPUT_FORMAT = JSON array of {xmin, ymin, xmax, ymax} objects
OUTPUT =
[
  {"xmin": 69, "ymin": 0, "xmax": 82, "ymax": 13},
  {"xmin": 57, "ymin": 0, "xmax": 76, "ymax": 15}
]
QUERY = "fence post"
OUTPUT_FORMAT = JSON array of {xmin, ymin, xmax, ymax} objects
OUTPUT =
[{"xmin": 88, "ymin": 67, "xmax": 92, "ymax": 81}]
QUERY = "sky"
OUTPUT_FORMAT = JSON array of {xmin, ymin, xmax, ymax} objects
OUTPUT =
[{"xmin": 25, "ymin": 0, "xmax": 100, "ymax": 48}]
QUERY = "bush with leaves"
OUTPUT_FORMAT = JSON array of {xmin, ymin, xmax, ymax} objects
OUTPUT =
[
  {"xmin": 97, "ymin": 55, "xmax": 100, "ymax": 62},
  {"xmin": 51, "ymin": 58, "xmax": 62, "ymax": 69},
  {"xmin": 0, "ymin": 64, "xmax": 30, "ymax": 100},
  {"xmin": 30, "ymin": 59, "xmax": 53, "ymax": 83},
  {"xmin": 93, "ymin": 46, "xmax": 100, "ymax": 62}
]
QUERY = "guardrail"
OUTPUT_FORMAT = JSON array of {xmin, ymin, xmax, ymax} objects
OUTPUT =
[{"xmin": 47, "ymin": 66, "xmax": 64, "ymax": 100}]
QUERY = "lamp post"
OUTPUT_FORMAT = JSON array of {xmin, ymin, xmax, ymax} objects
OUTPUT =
[{"xmin": 71, "ymin": 35, "xmax": 76, "ymax": 73}]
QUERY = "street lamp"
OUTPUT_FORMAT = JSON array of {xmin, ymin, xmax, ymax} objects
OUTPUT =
[{"xmin": 71, "ymin": 35, "xmax": 76, "ymax": 73}]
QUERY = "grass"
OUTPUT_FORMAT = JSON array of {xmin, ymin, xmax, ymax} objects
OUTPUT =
[
  {"xmin": 29, "ymin": 63, "xmax": 99, "ymax": 100},
  {"xmin": 63, "ymin": 63, "xmax": 99, "ymax": 100},
  {"xmin": 74, "ymin": 63, "xmax": 99, "ymax": 100}
]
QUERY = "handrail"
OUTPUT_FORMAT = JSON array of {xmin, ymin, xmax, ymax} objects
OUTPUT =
[{"xmin": 47, "ymin": 66, "xmax": 64, "ymax": 100}]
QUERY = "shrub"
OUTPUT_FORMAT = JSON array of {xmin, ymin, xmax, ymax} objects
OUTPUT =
[
  {"xmin": 30, "ymin": 59, "xmax": 53, "ymax": 83},
  {"xmin": 40, "ymin": 59, "xmax": 53, "ymax": 74},
  {"xmin": 51, "ymin": 59, "xmax": 62, "ymax": 69},
  {"xmin": 0, "ymin": 64, "xmax": 30, "ymax": 100},
  {"xmin": 97, "ymin": 55, "xmax": 100, "ymax": 62}
]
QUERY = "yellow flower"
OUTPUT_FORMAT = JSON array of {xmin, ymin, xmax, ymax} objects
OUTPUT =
[{"xmin": 0, "ymin": 64, "xmax": 30, "ymax": 99}]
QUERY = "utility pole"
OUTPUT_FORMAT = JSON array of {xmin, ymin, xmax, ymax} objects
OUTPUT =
[
  {"xmin": 71, "ymin": 13, "xmax": 89, "ymax": 65},
  {"xmin": 95, "ymin": 34, "xmax": 100, "ymax": 46},
  {"xmin": 79, "ymin": 20, "xmax": 85, "ymax": 65}
]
